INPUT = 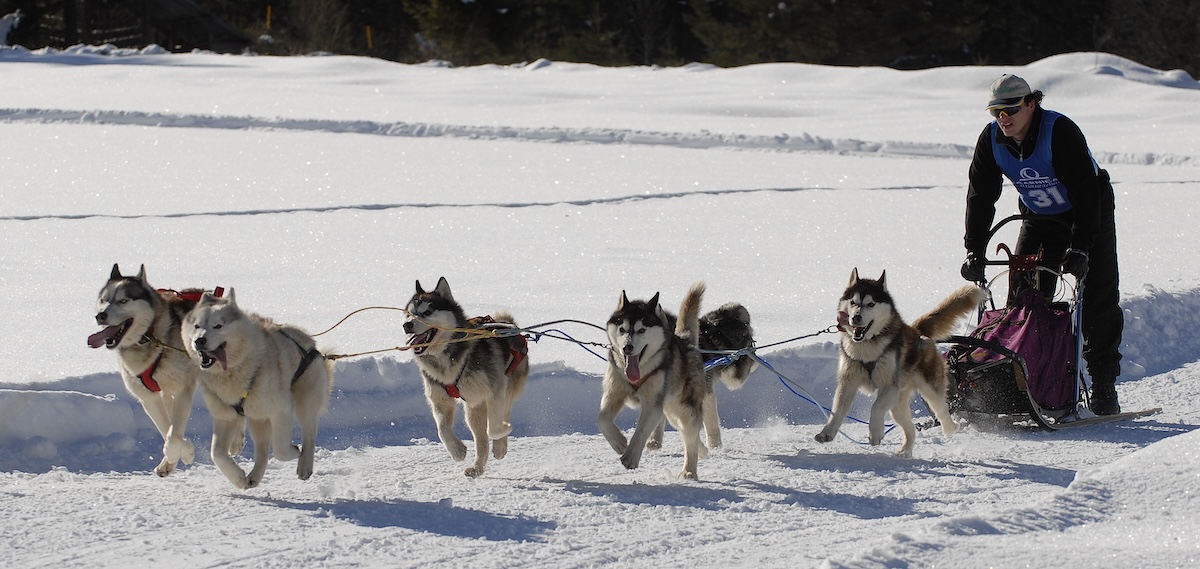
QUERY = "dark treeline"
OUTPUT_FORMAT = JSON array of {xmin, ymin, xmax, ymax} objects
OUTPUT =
[{"xmin": 3, "ymin": 0, "xmax": 1197, "ymax": 76}]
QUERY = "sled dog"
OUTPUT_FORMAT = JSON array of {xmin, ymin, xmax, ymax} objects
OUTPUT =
[
  {"xmin": 403, "ymin": 277, "xmax": 530, "ymax": 478},
  {"xmin": 816, "ymin": 268, "xmax": 987, "ymax": 457},
  {"xmin": 599, "ymin": 282, "xmax": 716, "ymax": 479},
  {"xmin": 646, "ymin": 301, "xmax": 758, "ymax": 453},
  {"xmin": 182, "ymin": 289, "xmax": 332, "ymax": 489},
  {"xmin": 90, "ymin": 264, "xmax": 209, "ymax": 476}
]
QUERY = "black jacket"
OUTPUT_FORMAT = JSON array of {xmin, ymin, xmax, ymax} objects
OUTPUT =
[{"xmin": 964, "ymin": 106, "xmax": 1105, "ymax": 254}]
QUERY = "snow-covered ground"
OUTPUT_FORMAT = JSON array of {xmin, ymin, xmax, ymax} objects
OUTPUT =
[{"xmin": 1, "ymin": 45, "xmax": 1198, "ymax": 567}]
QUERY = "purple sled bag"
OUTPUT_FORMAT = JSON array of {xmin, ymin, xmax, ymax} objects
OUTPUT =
[{"xmin": 967, "ymin": 288, "xmax": 1076, "ymax": 411}]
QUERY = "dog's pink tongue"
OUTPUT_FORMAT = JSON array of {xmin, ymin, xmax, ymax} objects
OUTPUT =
[
  {"xmin": 87, "ymin": 325, "xmax": 122, "ymax": 348},
  {"xmin": 209, "ymin": 346, "xmax": 229, "ymax": 371},
  {"xmin": 625, "ymin": 354, "xmax": 641, "ymax": 383}
]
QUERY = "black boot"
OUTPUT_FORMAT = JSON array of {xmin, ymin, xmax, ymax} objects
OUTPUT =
[{"xmin": 1091, "ymin": 378, "xmax": 1121, "ymax": 415}]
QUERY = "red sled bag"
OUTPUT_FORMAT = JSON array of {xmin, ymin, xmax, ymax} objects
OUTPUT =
[{"xmin": 963, "ymin": 288, "xmax": 1076, "ymax": 411}]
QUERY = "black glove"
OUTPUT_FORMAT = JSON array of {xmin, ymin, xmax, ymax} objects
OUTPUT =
[
  {"xmin": 960, "ymin": 251, "xmax": 986, "ymax": 282},
  {"xmin": 1062, "ymin": 249, "xmax": 1089, "ymax": 279}
]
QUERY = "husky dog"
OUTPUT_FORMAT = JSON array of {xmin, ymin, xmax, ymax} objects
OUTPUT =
[
  {"xmin": 182, "ymin": 290, "xmax": 332, "ymax": 489},
  {"xmin": 403, "ymin": 277, "xmax": 530, "ymax": 478},
  {"xmin": 599, "ymin": 282, "xmax": 713, "ymax": 479},
  {"xmin": 90, "ymin": 264, "xmax": 207, "ymax": 477},
  {"xmin": 816, "ymin": 269, "xmax": 987, "ymax": 457},
  {"xmin": 645, "ymin": 301, "xmax": 757, "ymax": 453}
]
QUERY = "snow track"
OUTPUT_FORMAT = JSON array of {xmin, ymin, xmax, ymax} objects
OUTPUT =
[
  {"xmin": 4, "ymin": 107, "xmax": 1199, "ymax": 168},
  {"xmin": 1, "ymin": 106, "xmax": 977, "ymax": 156}
]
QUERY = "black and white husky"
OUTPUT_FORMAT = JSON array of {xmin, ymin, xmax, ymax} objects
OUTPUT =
[
  {"xmin": 644, "ymin": 301, "xmax": 757, "ymax": 454},
  {"xmin": 816, "ymin": 269, "xmax": 987, "ymax": 457},
  {"xmin": 90, "ymin": 264, "xmax": 207, "ymax": 477},
  {"xmin": 599, "ymin": 282, "xmax": 722, "ymax": 480},
  {"xmin": 403, "ymin": 277, "xmax": 530, "ymax": 478}
]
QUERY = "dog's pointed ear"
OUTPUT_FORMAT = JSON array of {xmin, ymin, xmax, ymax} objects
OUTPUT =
[
  {"xmin": 136, "ymin": 264, "xmax": 147, "ymax": 283},
  {"xmin": 848, "ymin": 267, "xmax": 860, "ymax": 287},
  {"xmin": 110, "ymin": 263, "xmax": 122, "ymax": 281},
  {"xmin": 434, "ymin": 277, "xmax": 453, "ymax": 300},
  {"xmin": 878, "ymin": 270, "xmax": 887, "ymax": 289},
  {"xmin": 648, "ymin": 292, "xmax": 660, "ymax": 309},
  {"xmin": 618, "ymin": 290, "xmax": 629, "ymax": 310},
  {"xmin": 226, "ymin": 287, "xmax": 237, "ymax": 306},
  {"xmin": 415, "ymin": 279, "xmax": 425, "ymax": 294}
]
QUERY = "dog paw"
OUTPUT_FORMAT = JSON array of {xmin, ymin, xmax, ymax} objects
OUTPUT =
[
  {"xmin": 492, "ymin": 437, "xmax": 508, "ymax": 459},
  {"xmin": 941, "ymin": 420, "xmax": 959, "ymax": 436},
  {"xmin": 620, "ymin": 452, "xmax": 640, "ymax": 470},
  {"xmin": 154, "ymin": 458, "xmax": 176, "ymax": 478},
  {"xmin": 678, "ymin": 469, "xmax": 698, "ymax": 480},
  {"xmin": 181, "ymin": 440, "xmax": 195, "ymax": 465},
  {"xmin": 644, "ymin": 439, "xmax": 661, "ymax": 451},
  {"xmin": 447, "ymin": 439, "xmax": 468, "ymax": 462},
  {"xmin": 464, "ymin": 465, "xmax": 484, "ymax": 478},
  {"xmin": 895, "ymin": 447, "xmax": 913, "ymax": 459},
  {"xmin": 814, "ymin": 431, "xmax": 834, "ymax": 444},
  {"xmin": 297, "ymin": 461, "xmax": 313, "ymax": 481},
  {"xmin": 228, "ymin": 472, "xmax": 253, "ymax": 490}
]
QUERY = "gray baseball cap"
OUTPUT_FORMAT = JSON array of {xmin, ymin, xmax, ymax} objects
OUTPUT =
[{"xmin": 987, "ymin": 74, "xmax": 1032, "ymax": 109}]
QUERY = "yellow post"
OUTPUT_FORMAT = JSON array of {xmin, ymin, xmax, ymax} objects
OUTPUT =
[
  {"xmin": 366, "ymin": 25, "xmax": 373, "ymax": 49},
  {"xmin": 266, "ymin": 6, "xmax": 272, "ymax": 30}
]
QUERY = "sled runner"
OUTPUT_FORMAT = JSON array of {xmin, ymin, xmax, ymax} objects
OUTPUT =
[{"xmin": 942, "ymin": 215, "xmax": 1158, "ymax": 430}]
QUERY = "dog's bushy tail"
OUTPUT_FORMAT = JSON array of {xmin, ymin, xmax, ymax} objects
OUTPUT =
[
  {"xmin": 912, "ymin": 284, "xmax": 989, "ymax": 341},
  {"xmin": 675, "ymin": 281, "xmax": 706, "ymax": 347},
  {"xmin": 491, "ymin": 310, "xmax": 517, "ymax": 327}
]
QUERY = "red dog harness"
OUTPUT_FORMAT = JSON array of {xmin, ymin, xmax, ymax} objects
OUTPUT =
[{"xmin": 138, "ymin": 353, "xmax": 164, "ymax": 392}]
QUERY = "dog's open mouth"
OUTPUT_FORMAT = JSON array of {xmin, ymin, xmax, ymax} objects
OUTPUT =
[
  {"xmin": 198, "ymin": 343, "xmax": 228, "ymax": 370},
  {"xmin": 407, "ymin": 328, "xmax": 436, "ymax": 355},
  {"xmin": 837, "ymin": 310, "xmax": 872, "ymax": 342},
  {"xmin": 851, "ymin": 321, "xmax": 873, "ymax": 342},
  {"xmin": 87, "ymin": 319, "xmax": 132, "ymax": 349}
]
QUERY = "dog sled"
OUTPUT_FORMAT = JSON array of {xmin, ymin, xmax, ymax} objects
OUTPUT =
[{"xmin": 941, "ymin": 215, "xmax": 1158, "ymax": 430}]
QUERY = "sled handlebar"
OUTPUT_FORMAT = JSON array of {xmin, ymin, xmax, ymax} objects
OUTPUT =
[{"xmin": 974, "ymin": 214, "xmax": 1074, "ymax": 272}]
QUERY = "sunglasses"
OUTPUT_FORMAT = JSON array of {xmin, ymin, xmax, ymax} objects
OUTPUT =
[{"xmin": 989, "ymin": 103, "xmax": 1025, "ymax": 118}]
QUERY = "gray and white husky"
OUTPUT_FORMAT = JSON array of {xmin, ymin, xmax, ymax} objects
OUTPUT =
[
  {"xmin": 816, "ymin": 269, "xmax": 987, "ymax": 457},
  {"xmin": 599, "ymin": 282, "xmax": 719, "ymax": 480},
  {"xmin": 90, "ymin": 264, "xmax": 205, "ymax": 476},
  {"xmin": 403, "ymin": 277, "xmax": 530, "ymax": 478},
  {"xmin": 182, "ymin": 290, "xmax": 332, "ymax": 489}
]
